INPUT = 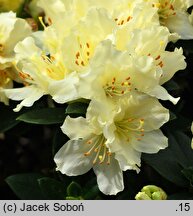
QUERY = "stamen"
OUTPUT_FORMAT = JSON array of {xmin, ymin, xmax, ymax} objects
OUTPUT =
[
  {"xmin": 107, "ymin": 152, "xmax": 112, "ymax": 165},
  {"xmin": 93, "ymin": 144, "xmax": 103, "ymax": 164},
  {"xmin": 84, "ymin": 139, "xmax": 99, "ymax": 156},
  {"xmin": 38, "ymin": 17, "xmax": 46, "ymax": 29},
  {"xmin": 155, "ymin": 55, "xmax": 161, "ymax": 60}
]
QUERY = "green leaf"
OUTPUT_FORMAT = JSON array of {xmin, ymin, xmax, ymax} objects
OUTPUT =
[
  {"xmin": 142, "ymin": 131, "xmax": 192, "ymax": 187},
  {"xmin": 66, "ymin": 181, "xmax": 82, "ymax": 197},
  {"xmin": 38, "ymin": 177, "xmax": 66, "ymax": 199},
  {"xmin": 17, "ymin": 108, "xmax": 66, "ymax": 125},
  {"xmin": 181, "ymin": 167, "xmax": 193, "ymax": 184},
  {"xmin": 5, "ymin": 173, "xmax": 45, "ymax": 199},
  {"xmin": 83, "ymin": 185, "xmax": 100, "ymax": 200},
  {"xmin": 0, "ymin": 105, "xmax": 20, "ymax": 133},
  {"xmin": 66, "ymin": 102, "xmax": 88, "ymax": 117},
  {"xmin": 82, "ymin": 178, "xmax": 100, "ymax": 199}
]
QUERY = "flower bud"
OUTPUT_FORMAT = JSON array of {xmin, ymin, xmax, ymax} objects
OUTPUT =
[
  {"xmin": 135, "ymin": 192, "xmax": 151, "ymax": 200},
  {"xmin": 135, "ymin": 185, "xmax": 167, "ymax": 200}
]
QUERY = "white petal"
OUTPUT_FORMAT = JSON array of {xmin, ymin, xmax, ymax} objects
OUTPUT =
[
  {"xmin": 61, "ymin": 116, "xmax": 93, "ymax": 140},
  {"xmin": 4, "ymin": 86, "xmax": 44, "ymax": 112},
  {"xmin": 110, "ymin": 139, "xmax": 141, "ymax": 168},
  {"xmin": 132, "ymin": 130, "xmax": 168, "ymax": 153},
  {"xmin": 54, "ymin": 139, "xmax": 94, "ymax": 176},
  {"xmin": 49, "ymin": 73, "xmax": 79, "ymax": 104},
  {"xmin": 93, "ymin": 157, "xmax": 124, "ymax": 195},
  {"xmin": 118, "ymin": 93, "xmax": 170, "ymax": 131},
  {"xmin": 148, "ymin": 85, "xmax": 180, "ymax": 105},
  {"xmin": 160, "ymin": 48, "xmax": 186, "ymax": 84},
  {"xmin": 14, "ymin": 37, "xmax": 41, "ymax": 60},
  {"xmin": 166, "ymin": 12, "xmax": 193, "ymax": 39}
]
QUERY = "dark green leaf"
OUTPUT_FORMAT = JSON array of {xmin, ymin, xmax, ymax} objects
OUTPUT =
[
  {"xmin": 181, "ymin": 167, "xmax": 193, "ymax": 183},
  {"xmin": 142, "ymin": 131, "xmax": 192, "ymax": 187},
  {"xmin": 67, "ymin": 181, "xmax": 82, "ymax": 197},
  {"xmin": 66, "ymin": 102, "xmax": 88, "ymax": 117},
  {"xmin": 5, "ymin": 173, "xmax": 45, "ymax": 199},
  {"xmin": 83, "ymin": 185, "xmax": 100, "ymax": 200},
  {"xmin": 38, "ymin": 177, "xmax": 66, "ymax": 199},
  {"xmin": 17, "ymin": 108, "xmax": 66, "ymax": 124},
  {"xmin": 81, "ymin": 178, "xmax": 100, "ymax": 199},
  {"xmin": 0, "ymin": 105, "xmax": 20, "ymax": 133}
]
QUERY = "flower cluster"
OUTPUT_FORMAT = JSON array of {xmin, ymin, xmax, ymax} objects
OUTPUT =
[{"xmin": 1, "ymin": 0, "xmax": 192, "ymax": 195}]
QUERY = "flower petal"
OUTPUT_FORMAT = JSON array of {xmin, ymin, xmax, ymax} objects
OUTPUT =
[
  {"xmin": 148, "ymin": 85, "xmax": 180, "ymax": 105},
  {"xmin": 49, "ymin": 72, "xmax": 79, "ymax": 104},
  {"xmin": 61, "ymin": 116, "xmax": 93, "ymax": 140},
  {"xmin": 93, "ymin": 156, "xmax": 124, "ymax": 195},
  {"xmin": 54, "ymin": 139, "xmax": 94, "ymax": 176},
  {"xmin": 110, "ymin": 138, "xmax": 141, "ymax": 168},
  {"xmin": 166, "ymin": 12, "xmax": 193, "ymax": 39},
  {"xmin": 160, "ymin": 48, "xmax": 186, "ymax": 84},
  {"xmin": 4, "ymin": 86, "xmax": 44, "ymax": 112},
  {"xmin": 131, "ymin": 130, "xmax": 168, "ymax": 153}
]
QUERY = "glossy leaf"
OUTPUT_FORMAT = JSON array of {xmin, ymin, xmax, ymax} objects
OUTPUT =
[
  {"xmin": 66, "ymin": 181, "xmax": 82, "ymax": 197},
  {"xmin": 142, "ymin": 131, "xmax": 193, "ymax": 187},
  {"xmin": 5, "ymin": 173, "xmax": 45, "ymax": 199},
  {"xmin": 17, "ymin": 108, "xmax": 66, "ymax": 125},
  {"xmin": 38, "ymin": 177, "xmax": 66, "ymax": 199},
  {"xmin": 66, "ymin": 102, "xmax": 88, "ymax": 117}
]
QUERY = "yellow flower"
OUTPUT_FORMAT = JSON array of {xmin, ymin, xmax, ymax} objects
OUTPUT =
[
  {"xmin": 4, "ymin": 37, "xmax": 79, "ymax": 111},
  {"xmin": 0, "ymin": 12, "xmax": 31, "ymax": 70},
  {"xmin": 148, "ymin": 0, "xmax": 193, "ymax": 39}
]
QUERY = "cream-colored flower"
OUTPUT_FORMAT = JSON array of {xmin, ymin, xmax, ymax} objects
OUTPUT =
[
  {"xmin": 0, "ymin": 12, "xmax": 31, "ymax": 70},
  {"xmin": 4, "ymin": 37, "xmax": 78, "ymax": 111},
  {"xmin": 88, "ymin": 93, "xmax": 169, "ymax": 171},
  {"xmin": 37, "ymin": 0, "xmax": 90, "ymax": 41},
  {"xmin": 124, "ymin": 26, "xmax": 186, "ymax": 83},
  {"xmin": 78, "ymin": 39, "xmax": 182, "ymax": 105},
  {"xmin": 60, "ymin": 8, "xmax": 115, "ymax": 73},
  {"xmin": 55, "ymin": 91, "xmax": 169, "ymax": 195},
  {"xmin": 115, "ymin": 25, "xmax": 186, "ymax": 104},
  {"xmin": 148, "ymin": 0, "xmax": 193, "ymax": 39},
  {"xmin": 55, "ymin": 111, "xmax": 124, "ymax": 195}
]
